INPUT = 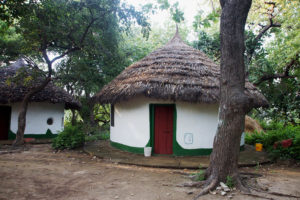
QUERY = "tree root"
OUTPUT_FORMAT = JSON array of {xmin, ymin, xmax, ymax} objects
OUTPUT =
[
  {"xmin": 193, "ymin": 178, "xmax": 218, "ymax": 200},
  {"xmin": 241, "ymin": 191, "xmax": 275, "ymax": 200},
  {"xmin": 235, "ymin": 174, "xmax": 250, "ymax": 193},
  {"xmin": 177, "ymin": 181, "xmax": 205, "ymax": 188},
  {"xmin": 240, "ymin": 172, "xmax": 263, "ymax": 178},
  {"xmin": 186, "ymin": 170, "xmax": 300, "ymax": 200},
  {"xmin": 267, "ymin": 192, "xmax": 300, "ymax": 199}
]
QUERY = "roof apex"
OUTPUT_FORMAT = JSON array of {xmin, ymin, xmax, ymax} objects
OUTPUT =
[{"xmin": 164, "ymin": 25, "xmax": 189, "ymax": 48}]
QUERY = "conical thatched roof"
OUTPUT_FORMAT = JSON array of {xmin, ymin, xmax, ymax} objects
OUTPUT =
[
  {"xmin": 94, "ymin": 30, "xmax": 268, "ymax": 108},
  {"xmin": 0, "ymin": 59, "xmax": 81, "ymax": 110}
]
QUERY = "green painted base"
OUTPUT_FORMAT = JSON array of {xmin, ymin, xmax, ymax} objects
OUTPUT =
[
  {"xmin": 110, "ymin": 141, "xmax": 145, "ymax": 154},
  {"xmin": 173, "ymin": 142, "xmax": 212, "ymax": 156},
  {"xmin": 8, "ymin": 129, "xmax": 57, "ymax": 140},
  {"xmin": 110, "ymin": 140, "xmax": 246, "ymax": 156}
]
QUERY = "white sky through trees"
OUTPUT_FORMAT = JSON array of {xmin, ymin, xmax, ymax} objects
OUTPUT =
[{"xmin": 122, "ymin": 0, "xmax": 212, "ymax": 40}]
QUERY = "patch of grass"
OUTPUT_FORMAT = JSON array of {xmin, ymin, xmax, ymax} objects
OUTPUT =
[
  {"xmin": 194, "ymin": 170, "xmax": 205, "ymax": 181},
  {"xmin": 226, "ymin": 175, "xmax": 234, "ymax": 188},
  {"xmin": 255, "ymin": 162, "xmax": 261, "ymax": 171}
]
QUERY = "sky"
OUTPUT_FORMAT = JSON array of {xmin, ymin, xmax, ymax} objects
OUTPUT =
[{"xmin": 122, "ymin": 0, "xmax": 212, "ymax": 35}]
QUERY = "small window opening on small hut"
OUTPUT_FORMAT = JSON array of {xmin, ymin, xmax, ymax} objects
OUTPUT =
[
  {"xmin": 47, "ymin": 118, "xmax": 53, "ymax": 125},
  {"xmin": 110, "ymin": 104, "xmax": 114, "ymax": 127}
]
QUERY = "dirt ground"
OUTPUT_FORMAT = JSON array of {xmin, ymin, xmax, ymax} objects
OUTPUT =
[{"xmin": 0, "ymin": 144, "xmax": 299, "ymax": 200}]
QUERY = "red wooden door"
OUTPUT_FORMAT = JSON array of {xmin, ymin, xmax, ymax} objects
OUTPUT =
[
  {"xmin": 0, "ymin": 106, "xmax": 11, "ymax": 140},
  {"xmin": 154, "ymin": 106, "xmax": 173, "ymax": 154}
]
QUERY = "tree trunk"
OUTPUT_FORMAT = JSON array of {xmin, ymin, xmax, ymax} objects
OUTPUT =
[
  {"xmin": 71, "ymin": 109, "xmax": 77, "ymax": 126},
  {"xmin": 13, "ymin": 78, "xmax": 51, "ymax": 146},
  {"xmin": 88, "ymin": 100, "xmax": 96, "ymax": 127},
  {"xmin": 194, "ymin": 0, "xmax": 253, "ymax": 198}
]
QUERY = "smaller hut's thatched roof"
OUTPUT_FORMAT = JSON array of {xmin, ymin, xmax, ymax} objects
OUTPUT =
[
  {"xmin": 0, "ymin": 59, "xmax": 81, "ymax": 110},
  {"xmin": 94, "ymin": 31, "xmax": 268, "ymax": 108}
]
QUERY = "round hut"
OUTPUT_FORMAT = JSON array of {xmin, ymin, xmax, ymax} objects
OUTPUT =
[
  {"xmin": 94, "ymin": 31, "xmax": 268, "ymax": 156},
  {"xmin": 0, "ymin": 59, "xmax": 81, "ymax": 140}
]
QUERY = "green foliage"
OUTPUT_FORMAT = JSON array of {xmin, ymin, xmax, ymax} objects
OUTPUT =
[
  {"xmin": 226, "ymin": 176, "xmax": 234, "ymax": 188},
  {"xmin": 121, "ymin": 23, "xmax": 190, "ymax": 66},
  {"xmin": 85, "ymin": 131, "xmax": 110, "ymax": 142},
  {"xmin": 157, "ymin": 0, "xmax": 170, "ymax": 10},
  {"xmin": 52, "ymin": 125, "xmax": 85, "ymax": 150},
  {"xmin": 170, "ymin": 2, "xmax": 184, "ymax": 23},
  {"xmin": 156, "ymin": 0, "xmax": 184, "ymax": 23},
  {"xmin": 245, "ymin": 123, "xmax": 300, "ymax": 160},
  {"xmin": 193, "ymin": 170, "xmax": 205, "ymax": 181},
  {"xmin": 192, "ymin": 30, "xmax": 220, "ymax": 63},
  {"xmin": 0, "ymin": 20, "xmax": 25, "ymax": 66},
  {"xmin": 0, "ymin": 0, "xmax": 32, "ymax": 24},
  {"xmin": 192, "ymin": 1, "xmax": 299, "ymax": 124},
  {"xmin": 193, "ymin": 10, "xmax": 220, "ymax": 30}
]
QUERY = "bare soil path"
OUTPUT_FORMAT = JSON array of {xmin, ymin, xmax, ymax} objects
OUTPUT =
[{"xmin": 0, "ymin": 144, "xmax": 299, "ymax": 200}]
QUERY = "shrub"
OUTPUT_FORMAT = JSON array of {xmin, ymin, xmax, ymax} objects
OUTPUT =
[
  {"xmin": 52, "ymin": 125, "xmax": 85, "ymax": 150},
  {"xmin": 245, "ymin": 123, "xmax": 300, "ymax": 160}
]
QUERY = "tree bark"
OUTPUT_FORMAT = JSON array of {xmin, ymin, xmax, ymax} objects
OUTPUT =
[
  {"xmin": 254, "ymin": 55, "xmax": 298, "ymax": 86},
  {"xmin": 210, "ymin": 0, "xmax": 253, "ymax": 182},
  {"xmin": 13, "ymin": 77, "xmax": 51, "ymax": 146},
  {"xmin": 194, "ymin": 0, "xmax": 253, "ymax": 198}
]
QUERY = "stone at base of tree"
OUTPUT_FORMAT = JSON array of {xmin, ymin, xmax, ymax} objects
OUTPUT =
[
  {"xmin": 221, "ymin": 191, "xmax": 227, "ymax": 196},
  {"xmin": 220, "ymin": 182, "xmax": 230, "ymax": 192},
  {"xmin": 209, "ymin": 190, "xmax": 217, "ymax": 195}
]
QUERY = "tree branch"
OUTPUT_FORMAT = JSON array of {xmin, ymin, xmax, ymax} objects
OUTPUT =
[
  {"xmin": 49, "ymin": 47, "xmax": 80, "ymax": 64},
  {"xmin": 79, "ymin": 18, "xmax": 97, "ymax": 45},
  {"xmin": 255, "ymin": 56, "xmax": 298, "ymax": 86},
  {"xmin": 247, "ymin": 1, "xmax": 281, "ymax": 64},
  {"xmin": 42, "ymin": 49, "xmax": 52, "ymax": 78}
]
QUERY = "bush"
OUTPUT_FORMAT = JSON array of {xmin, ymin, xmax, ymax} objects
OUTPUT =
[
  {"xmin": 245, "ymin": 123, "xmax": 300, "ymax": 160},
  {"xmin": 52, "ymin": 125, "xmax": 85, "ymax": 150}
]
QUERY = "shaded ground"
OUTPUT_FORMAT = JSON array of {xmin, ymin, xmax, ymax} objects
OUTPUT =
[
  {"xmin": 0, "ymin": 144, "xmax": 299, "ymax": 200},
  {"xmin": 84, "ymin": 141, "xmax": 271, "ymax": 169}
]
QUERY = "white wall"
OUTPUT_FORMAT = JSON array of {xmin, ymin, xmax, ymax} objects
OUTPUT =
[
  {"xmin": 111, "ymin": 97, "xmax": 244, "ymax": 149},
  {"xmin": 111, "ymin": 97, "xmax": 150, "ymax": 147},
  {"xmin": 176, "ymin": 102, "xmax": 219, "ymax": 149},
  {"xmin": 10, "ymin": 102, "xmax": 64, "ymax": 134}
]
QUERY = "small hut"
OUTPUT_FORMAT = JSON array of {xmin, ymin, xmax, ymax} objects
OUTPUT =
[
  {"xmin": 94, "ymin": 31, "xmax": 268, "ymax": 156},
  {"xmin": 0, "ymin": 60, "xmax": 81, "ymax": 140}
]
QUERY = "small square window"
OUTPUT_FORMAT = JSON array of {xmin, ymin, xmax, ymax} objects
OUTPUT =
[{"xmin": 47, "ymin": 118, "xmax": 53, "ymax": 125}]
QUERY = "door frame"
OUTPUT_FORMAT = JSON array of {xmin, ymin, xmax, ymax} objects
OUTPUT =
[
  {"xmin": 0, "ymin": 105, "xmax": 12, "ymax": 140},
  {"xmin": 149, "ymin": 104, "xmax": 177, "ymax": 155}
]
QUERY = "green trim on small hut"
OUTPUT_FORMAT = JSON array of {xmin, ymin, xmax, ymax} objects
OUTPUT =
[{"xmin": 8, "ymin": 129, "xmax": 57, "ymax": 140}]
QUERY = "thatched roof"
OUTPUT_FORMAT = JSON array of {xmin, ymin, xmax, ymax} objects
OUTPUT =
[
  {"xmin": 94, "ymin": 30, "xmax": 268, "ymax": 108},
  {"xmin": 0, "ymin": 59, "xmax": 81, "ymax": 110}
]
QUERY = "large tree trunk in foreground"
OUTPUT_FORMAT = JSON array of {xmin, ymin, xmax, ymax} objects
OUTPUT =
[
  {"xmin": 13, "ymin": 78, "xmax": 51, "ymax": 146},
  {"xmin": 194, "ymin": 0, "xmax": 253, "ymax": 198}
]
